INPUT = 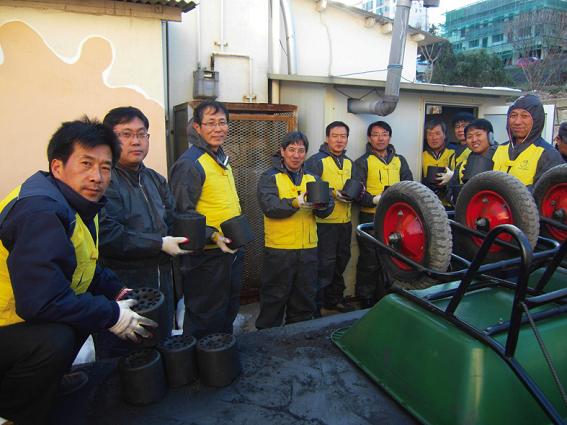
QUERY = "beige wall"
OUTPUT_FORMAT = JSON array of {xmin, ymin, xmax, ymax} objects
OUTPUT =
[{"xmin": 0, "ymin": 5, "xmax": 168, "ymax": 196}]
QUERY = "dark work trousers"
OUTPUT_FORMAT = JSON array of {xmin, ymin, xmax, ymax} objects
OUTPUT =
[
  {"xmin": 180, "ymin": 248, "xmax": 244, "ymax": 339},
  {"xmin": 316, "ymin": 222, "xmax": 352, "ymax": 308},
  {"xmin": 355, "ymin": 212, "xmax": 386, "ymax": 303},
  {"xmin": 256, "ymin": 247, "xmax": 318, "ymax": 329},
  {"xmin": 0, "ymin": 322, "xmax": 85, "ymax": 425},
  {"xmin": 93, "ymin": 261, "xmax": 174, "ymax": 359}
]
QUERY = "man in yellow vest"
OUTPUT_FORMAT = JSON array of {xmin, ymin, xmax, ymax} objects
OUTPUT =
[
  {"xmin": 492, "ymin": 94, "xmax": 564, "ymax": 188},
  {"xmin": 0, "ymin": 118, "xmax": 155, "ymax": 425},
  {"xmin": 353, "ymin": 121, "xmax": 413, "ymax": 308},
  {"xmin": 256, "ymin": 131, "xmax": 334, "ymax": 328},
  {"xmin": 170, "ymin": 100, "xmax": 244, "ymax": 338},
  {"xmin": 422, "ymin": 119, "xmax": 455, "ymax": 207},
  {"xmin": 449, "ymin": 112, "xmax": 475, "ymax": 169},
  {"xmin": 305, "ymin": 121, "xmax": 355, "ymax": 314},
  {"xmin": 449, "ymin": 118, "xmax": 497, "ymax": 203}
]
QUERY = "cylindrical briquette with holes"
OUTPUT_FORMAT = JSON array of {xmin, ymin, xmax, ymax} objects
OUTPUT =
[{"xmin": 158, "ymin": 335, "xmax": 198, "ymax": 388}]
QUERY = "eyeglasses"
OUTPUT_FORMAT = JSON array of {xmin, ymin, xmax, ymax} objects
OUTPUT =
[
  {"xmin": 116, "ymin": 131, "xmax": 150, "ymax": 141},
  {"xmin": 371, "ymin": 132, "xmax": 390, "ymax": 137},
  {"xmin": 201, "ymin": 120, "xmax": 228, "ymax": 129}
]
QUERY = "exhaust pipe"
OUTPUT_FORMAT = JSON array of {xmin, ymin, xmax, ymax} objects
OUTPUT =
[{"xmin": 348, "ymin": 0, "xmax": 437, "ymax": 116}]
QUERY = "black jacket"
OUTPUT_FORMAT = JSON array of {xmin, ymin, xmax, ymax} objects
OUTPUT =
[
  {"xmin": 257, "ymin": 154, "xmax": 335, "ymax": 220},
  {"xmin": 0, "ymin": 172, "xmax": 122, "ymax": 331},
  {"xmin": 169, "ymin": 127, "xmax": 232, "ymax": 241},
  {"xmin": 99, "ymin": 163, "xmax": 175, "ymax": 270}
]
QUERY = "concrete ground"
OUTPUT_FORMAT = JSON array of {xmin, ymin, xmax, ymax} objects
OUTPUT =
[{"xmin": 85, "ymin": 310, "xmax": 417, "ymax": 425}]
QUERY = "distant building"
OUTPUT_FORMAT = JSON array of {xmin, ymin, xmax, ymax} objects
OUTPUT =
[
  {"xmin": 444, "ymin": 0, "xmax": 567, "ymax": 66},
  {"xmin": 357, "ymin": 0, "xmax": 429, "ymax": 30}
]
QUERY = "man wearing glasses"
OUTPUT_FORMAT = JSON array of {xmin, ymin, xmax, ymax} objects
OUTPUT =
[
  {"xmin": 255, "ymin": 131, "xmax": 334, "ymax": 329},
  {"xmin": 353, "ymin": 121, "xmax": 413, "ymax": 308},
  {"xmin": 170, "ymin": 100, "xmax": 244, "ymax": 338},
  {"xmin": 97, "ymin": 106, "xmax": 187, "ymax": 358}
]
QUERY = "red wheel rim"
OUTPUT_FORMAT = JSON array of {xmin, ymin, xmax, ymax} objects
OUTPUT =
[
  {"xmin": 540, "ymin": 183, "xmax": 567, "ymax": 241},
  {"xmin": 465, "ymin": 190, "xmax": 513, "ymax": 252},
  {"xmin": 381, "ymin": 202, "xmax": 426, "ymax": 271}
]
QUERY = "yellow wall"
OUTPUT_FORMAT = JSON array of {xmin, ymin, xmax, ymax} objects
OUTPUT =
[{"xmin": 0, "ymin": 6, "xmax": 168, "ymax": 196}]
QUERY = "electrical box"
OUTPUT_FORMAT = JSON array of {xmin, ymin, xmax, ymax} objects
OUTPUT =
[{"xmin": 193, "ymin": 69, "xmax": 219, "ymax": 99}]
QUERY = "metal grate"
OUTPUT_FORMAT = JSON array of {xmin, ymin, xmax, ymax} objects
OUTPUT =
[{"xmin": 223, "ymin": 117, "xmax": 292, "ymax": 300}]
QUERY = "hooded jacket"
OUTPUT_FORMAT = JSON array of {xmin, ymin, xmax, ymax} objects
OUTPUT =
[
  {"xmin": 99, "ymin": 162, "xmax": 175, "ymax": 270},
  {"xmin": 492, "ymin": 94, "xmax": 564, "ymax": 187},
  {"xmin": 170, "ymin": 126, "xmax": 241, "ymax": 249},
  {"xmin": 257, "ymin": 154, "xmax": 334, "ymax": 249},
  {"xmin": 0, "ymin": 172, "xmax": 121, "ymax": 330},
  {"xmin": 354, "ymin": 143, "xmax": 413, "ymax": 214},
  {"xmin": 304, "ymin": 143, "xmax": 352, "ymax": 224}
]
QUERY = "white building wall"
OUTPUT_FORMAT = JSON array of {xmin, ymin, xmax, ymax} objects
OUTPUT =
[
  {"xmin": 167, "ymin": 0, "xmax": 270, "ymax": 113},
  {"xmin": 291, "ymin": 0, "xmax": 418, "ymax": 81},
  {"xmin": 167, "ymin": 0, "xmax": 421, "ymax": 113}
]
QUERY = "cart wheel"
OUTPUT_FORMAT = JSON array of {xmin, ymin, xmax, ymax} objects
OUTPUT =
[
  {"xmin": 455, "ymin": 171, "xmax": 539, "ymax": 262},
  {"xmin": 533, "ymin": 164, "xmax": 567, "ymax": 242},
  {"xmin": 374, "ymin": 181, "xmax": 452, "ymax": 289}
]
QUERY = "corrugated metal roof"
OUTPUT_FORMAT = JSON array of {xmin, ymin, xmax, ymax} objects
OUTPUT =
[
  {"xmin": 268, "ymin": 73, "xmax": 521, "ymax": 97},
  {"xmin": 116, "ymin": 0, "xmax": 197, "ymax": 13}
]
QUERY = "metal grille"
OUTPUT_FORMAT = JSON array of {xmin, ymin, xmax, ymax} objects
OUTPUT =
[{"xmin": 223, "ymin": 117, "xmax": 293, "ymax": 299}]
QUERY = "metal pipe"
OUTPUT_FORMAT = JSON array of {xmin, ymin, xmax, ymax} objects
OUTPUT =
[
  {"xmin": 347, "ymin": 0, "xmax": 413, "ymax": 116},
  {"xmin": 196, "ymin": 2, "xmax": 201, "ymax": 67},
  {"xmin": 280, "ymin": 0, "xmax": 297, "ymax": 74},
  {"xmin": 270, "ymin": 0, "xmax": 281, "ymax": 74},
  {"xmin": 219, "ymin": 0, "xmax": 225, "ymax": 52}
]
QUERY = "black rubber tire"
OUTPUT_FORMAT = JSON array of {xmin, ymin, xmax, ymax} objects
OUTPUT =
[
  {"xmin": 374, "ymin": 181, "xmax": 452, "ymax": 289},
  {"xmin": 455, "ymin": 171, "xmax": 539, "ymax": 262},
  {"xmin": 532, "ymin": 164, "xmax": 567, "ymax": 242}
]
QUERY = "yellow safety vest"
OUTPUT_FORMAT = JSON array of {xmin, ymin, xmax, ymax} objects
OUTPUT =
[
  {"xmin": 318, "ymin": 156, "xmax": 351, "ymax": 224},
  {"xmin": 195, "ymin": 154, "xmax": 242, "ymax": 249},
  {"xmin": 0, "ymin": 185, "xmax": 98, "ymax": 326},
  {"xmin": 362, "ymin": 156, "xmax": 402, "ymax": 214},
  {"xmin": 264, "ymin": 173, "xmax": 318, "ymax": 249},
  {"xmin": 453, "ymin": 147, "xmax": 471, "ymax": 170},
  {"xmin": 492, "ymin": 143, "xmax": 543, "ymax": 186},
  {"xmin": 422, "ymin": 148, "xmax": 455, "ymax": 177}
]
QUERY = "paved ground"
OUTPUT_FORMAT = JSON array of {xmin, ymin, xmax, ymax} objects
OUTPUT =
[{"xmin": 83, "ymin": 310, "xmax": 417, "ymax": 425}]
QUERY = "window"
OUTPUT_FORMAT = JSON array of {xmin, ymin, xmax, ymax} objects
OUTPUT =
[
  {"xmin": 492, "ymin": 34, "xmax": 504, "ymax": 43},
  {"xmin": 482, "ymin": 37, "xmax": 488, "ymax": 48},
  {"xmin": 469, "ymin": 39, "xmax": 479, "ymax": 48},
  {"xmin": 362, "ymin": 0, "xmax": 374, "ymax": 11},
  {"xmin": 461, "ymin": 28, "xmax": 466, "ymax": 37}
]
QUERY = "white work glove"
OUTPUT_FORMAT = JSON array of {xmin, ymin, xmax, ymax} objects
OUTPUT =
[
  {"xmin": 109, "ymin": 299, "xmax": 157, "ymax": 342},
  {"xmin": 212, "ymin": 232, "xmax": 237, "ymax": 254},
  {"xmin": 372, "ymin": 195, "xmax": 381, "ymax": 205},
  {"xmin": 335, "ymin": 190, "xmax": 352, "ymax": 204},
  {"xmin": 436, "ymin": 167, "xmax": 454, "ymax": 186},
  {"xmin": 161, "ymin": 236, "xmax": 190, "ymax": 256},
  {"xmin": 295, "ymin": 192, "xmax": 315, "ymax": 209}
]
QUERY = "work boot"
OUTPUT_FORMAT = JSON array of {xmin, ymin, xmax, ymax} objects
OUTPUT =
[{"xmin": 57, "ymin": 370, "xmax": 89, "ymax": 397}]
